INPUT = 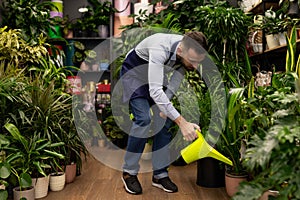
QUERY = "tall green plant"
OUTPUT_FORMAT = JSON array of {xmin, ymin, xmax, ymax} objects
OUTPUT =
[{"xmin": 221, "ymin": 87, "xmax": 247, "ymax": 174}]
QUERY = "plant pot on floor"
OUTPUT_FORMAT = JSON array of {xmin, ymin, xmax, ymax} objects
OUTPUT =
[
  {"xmin": 13, "ymin": 186, "xmax": 35, "ymax": 200},
  {"xmin": 196, "ymin": 157, "xmax": 225, "ymax": 188},
  {"xmin": 32, "ymin": 175, "xmax": 50, "ymax": 199},
  {"xmin": 50, "ymin": 172, "xmax": 66, "ymax": 191},
  {"xmin": 225, "ymin": 171, "xmax": 248, "ymax": 197},
  {"xmin": 65, "ymin": 163, "xmax": 77, "ymax": 183}
]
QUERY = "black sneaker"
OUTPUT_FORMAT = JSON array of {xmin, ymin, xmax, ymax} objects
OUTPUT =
[
  {"xmin": 152, "ymin": 176, "xmax": 178, "ymax": 193},
  {"xmin": 121, "ymin": 172, "xmax": 142, "ymax": 195}
]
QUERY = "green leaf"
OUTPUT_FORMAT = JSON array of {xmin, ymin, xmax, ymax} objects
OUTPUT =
[
  {"xmin": 4, "ymin": 123, "xmax": 28, "ymax": 151},
  {"xmin": 19, "ymin": 173, "xmax": 32, "ymax": 188},
  {"xmin": 0, "ymin": 162, "xmax": 11, "ymax": 179},
  {"xmin": 0, "ymin": 190, "xmax": 8, "ymax": 200}
]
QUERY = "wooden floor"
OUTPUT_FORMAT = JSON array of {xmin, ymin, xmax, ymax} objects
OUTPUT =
[{"xmin": 42, "ymin": 153, "xmax": 230, "ymax": 200}]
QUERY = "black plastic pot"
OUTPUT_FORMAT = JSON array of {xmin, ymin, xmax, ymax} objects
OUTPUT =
[{"xmin": 196, "ymin": 157, "xmax": 225, "ymax": 188}]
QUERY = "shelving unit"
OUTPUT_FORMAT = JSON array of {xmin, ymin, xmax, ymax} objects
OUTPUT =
[{"xmin": 246, "ymin": 0, "xmax": 289, "ymax": 71}]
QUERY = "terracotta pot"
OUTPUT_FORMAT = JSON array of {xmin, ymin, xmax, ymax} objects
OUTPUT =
[
  {"xmin": 65, "ymin": 163, "xmax": 77, "ymax": 183},
  {"xmin": 32, "ymin": 175, "xmax": 49, "ymax": 199},
  {"xmin": 13, "ymin": 186, "xmax": 35, "ymax": 200},
  {"xmin": 225, "ymin": 171, "xmax": 248, "ymax": 197},
  {"xmin": 50, "ymin": 172, "xmax": 66, "ymax": 191}
]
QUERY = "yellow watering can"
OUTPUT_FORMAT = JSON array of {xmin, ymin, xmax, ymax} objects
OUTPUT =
[{"xmin": 180, "ymin": 130, "xmax": 233, "ymax": 166}]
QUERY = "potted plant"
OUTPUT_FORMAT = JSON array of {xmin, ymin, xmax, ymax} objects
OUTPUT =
[
  {"xmin": 60, "ymin": 15, "xmax": 76, "ymax": 38},
  {"xmin": 49, "ymin": 170, "xmax": 65, "ymax": 192},
  {"xmin": 72, "ymin": 41, "xmax": 97, "ymax": 70},
  {"xmin": 214, "ymin": 50, "xmax": 254, "ymax": 195},
  {"xmin": 72, "ymin": 0, "xmax": 115, "ymax": 37},
  {"xmin": 59, "ymin": 106, "xmax": 88, "ymax": 184},
  {"xmin": 260, "ymin": 8, "xmax": 292, "ymax": 49},
  {"xmin": 49, "ymin": 15, "xmax": 76, "ymax": 39},
  {"xmin": 2, "ymin": 123, "xmax": 65, "ymax": 199},
  {"xmin": 220, "ymin": 86, "xmax": 251, "ymax": 197},
  {"xmin": 233, "ymin": 72, "xmax": 300, "ymax": 200},
  {"xmin": 232, "ymin": 26, "xmax": 300, "ymax": 200},
  {"xmin": 87, "ymin": 0, "xmax": 116, "ymax": 37}
]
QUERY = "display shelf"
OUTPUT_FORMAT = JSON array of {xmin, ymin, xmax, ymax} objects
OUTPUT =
[{"xmin": 250, "ymin": 39, "xmax": 300, "ymax": 58}]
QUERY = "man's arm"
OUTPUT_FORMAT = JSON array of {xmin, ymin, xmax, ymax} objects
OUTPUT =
[{"xmin": 148, "ymin": 53, "xmax": 199, "ymax": 141}]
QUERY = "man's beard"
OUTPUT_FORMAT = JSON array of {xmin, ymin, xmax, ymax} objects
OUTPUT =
[{"xmin": 175, "ymin": 55, "xmax": 194, "ymax": 71}]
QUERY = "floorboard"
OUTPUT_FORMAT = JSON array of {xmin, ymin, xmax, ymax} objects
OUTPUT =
[{"xmin": 42, "ymin": 153, "xmax": 230, "ymax": 200}]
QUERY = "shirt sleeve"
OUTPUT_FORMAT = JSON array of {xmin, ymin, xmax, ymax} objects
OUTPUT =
[{"xmin": 148, "ymin": 49, "xmax": 180, "ymax": 121}]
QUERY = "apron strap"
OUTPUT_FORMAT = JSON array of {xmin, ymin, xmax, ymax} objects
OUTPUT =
[{"xmin": 164, "ymin": 41, "xmax": 180, "ymax": 65}]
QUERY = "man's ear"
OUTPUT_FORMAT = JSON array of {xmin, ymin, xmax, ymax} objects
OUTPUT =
[{"xmin": 177, "ymin": 44, "xmax": 183, "ymax": 56}]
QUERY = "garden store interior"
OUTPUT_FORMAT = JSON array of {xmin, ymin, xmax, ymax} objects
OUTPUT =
[{"xmin": 0, "ymin": 0, "xmax": 299, "ymax": 200}]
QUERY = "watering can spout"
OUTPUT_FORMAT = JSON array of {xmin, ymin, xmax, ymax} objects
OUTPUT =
[{"xmin": 180, "ymin": 130, "xmax": 233, "ymax": 166}]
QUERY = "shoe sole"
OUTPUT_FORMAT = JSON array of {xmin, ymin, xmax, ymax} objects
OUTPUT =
[
  {"xmin": 121, "ymin": 177, "xmax": 142, "ymax": 195},
  {"xmin": 152, "ymin": 182, "xmax": 176, "ymax": 193}
]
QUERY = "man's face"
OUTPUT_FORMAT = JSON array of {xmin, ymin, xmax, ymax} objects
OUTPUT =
[{"xmin": 177, "ymin": 47, "xmax": 205, "ymax": 71}]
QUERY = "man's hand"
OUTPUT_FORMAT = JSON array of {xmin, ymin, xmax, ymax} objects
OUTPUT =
[{"xmin": 174, "ymin": 116, "xmax": 200, "ymax": 141}]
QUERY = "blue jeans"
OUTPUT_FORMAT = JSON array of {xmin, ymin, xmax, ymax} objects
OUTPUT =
[{"xmin": 123, "ymin": 98, "xmax": 173, "ymax": 179}]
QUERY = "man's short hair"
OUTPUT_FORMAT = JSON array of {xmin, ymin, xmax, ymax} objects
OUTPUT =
[{"xmin": 181, "ymin": 31, "xmax": 208, "ymax": 54}]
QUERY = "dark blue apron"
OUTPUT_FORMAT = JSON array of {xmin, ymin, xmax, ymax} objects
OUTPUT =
[{"xmin": 121, "ymin": 41, "xmax": 180, "ymax": 103}]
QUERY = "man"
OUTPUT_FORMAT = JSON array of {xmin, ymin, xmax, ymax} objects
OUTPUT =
[{"xmin": 120, "ymin": 31, "xmax": 208, "ymax": 194}]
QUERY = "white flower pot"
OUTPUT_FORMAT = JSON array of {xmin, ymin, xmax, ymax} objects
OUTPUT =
[
  {"xmin": 278, "ymin": 32, "xmax": 287, "ymax": 46},
  {"xmin": 32, "ymin": 175, "xmax": 49, "ymax": 199},
  {"xmin": 266, "ymin": 34, "xmax": 280, "ymax": 49},
  {"xmin": 13, "ymin": 186, "xmax": 35, "ymax": 200},
  {"xmin": 50, "ymin": 172, "xmax": 66, "ymax": 191}
]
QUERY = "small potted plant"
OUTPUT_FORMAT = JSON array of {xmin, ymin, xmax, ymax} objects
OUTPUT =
[
  {"xmin": 87, "ymin": 0, "xmax": 117, "ymax": 37},
  {"xmin": 72, "ymin": 41, "xmax": 97, "ymax": 71},
  {"xmin": 59, "ymin": 107, "xmax": 88, "ymax": 184},
  {"xmin": 261, "ymin": 9, "xmax": 290, "ymax": 48}
]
